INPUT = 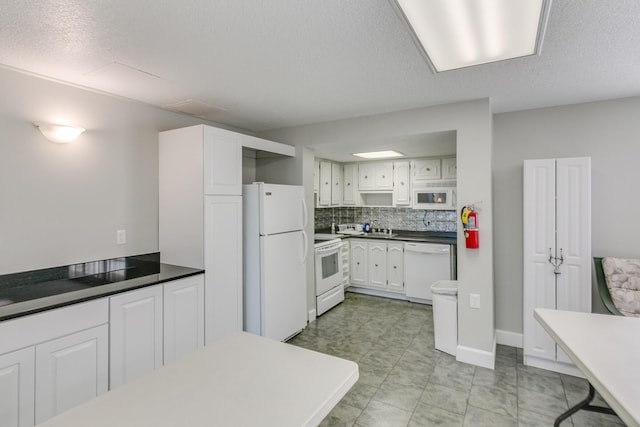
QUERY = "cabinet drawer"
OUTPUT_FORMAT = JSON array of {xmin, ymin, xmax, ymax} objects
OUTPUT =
[{"xmin": 0, "ymin": 299, "xmax": 108, "ymax": 355}]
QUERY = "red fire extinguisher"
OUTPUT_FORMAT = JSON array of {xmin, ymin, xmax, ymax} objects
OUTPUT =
[{"xmin": 461, "ymin": 206, "xmax": 479, "ymax": 249}]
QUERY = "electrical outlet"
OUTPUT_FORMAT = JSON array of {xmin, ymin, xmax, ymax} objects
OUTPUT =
[
  {"xmin": 470, "ymin": 293, "xmax": 481, "ymax": 309},
  {"xmin": 116, "ymin": 229, "xmax": 126, "ymax": 245}
]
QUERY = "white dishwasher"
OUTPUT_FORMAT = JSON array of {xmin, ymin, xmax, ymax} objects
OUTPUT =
[{"xmin": 404, "ymin": 242, "xmax": 453, "ymax": 304}]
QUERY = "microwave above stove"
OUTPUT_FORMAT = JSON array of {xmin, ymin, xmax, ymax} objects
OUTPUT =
[{"xmin": 413, "ymin": 187, "xmax": 456, "ymax": 210}]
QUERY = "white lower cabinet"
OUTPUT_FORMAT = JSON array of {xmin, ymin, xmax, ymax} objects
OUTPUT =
[
  {"xmin": 349, "ymin": 239, "xmax": 404, "ymax": 293},
  {"xmin": 0, "ymin": 299, "xmax": 108, "ymax": 426},
  {"xmin": 368, "ymin": 242, "xmax": 387, "ymax": 289},
  {"xmin": 35, "ymin": 325, "xmax": 108, "ymax": 424},
  {"xmin": 0, "ymin": 276, "xmax": 205, "ymax": 423},
  {"xmin": 350, "ymin": 240, "xmax": 368, "ymax": 286},
  {"xmin": 386, "ymin": 243, "xmax": 404, "ymax": 292},
  {"xmin": 163, "ymin": 275, "xmax": 205, "ymax": 364},
  {"xmin": 0, "ymin": 347, "xmax": 35, "ymax": 427},
  {"xmin": 109, "ymin": 285, "xmax": 163, "ymax": 389}
]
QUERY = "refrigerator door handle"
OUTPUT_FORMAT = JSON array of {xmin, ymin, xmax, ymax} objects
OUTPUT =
[
  {"xmin": 301, "ymin": 198, "xmax": 308, "ymax": 229},
  {"xmin": 301, "ymin": 230, "xmax": 308, "ymax": 263}
]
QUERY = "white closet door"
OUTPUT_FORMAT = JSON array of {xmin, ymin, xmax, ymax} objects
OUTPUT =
[
  {"xmin": 555, "ymin": 157, "xmax": 591, "ymax": 364},
  {"xmin": 523, "ymin": 159, "xmax": 557, "ymax": 361}
]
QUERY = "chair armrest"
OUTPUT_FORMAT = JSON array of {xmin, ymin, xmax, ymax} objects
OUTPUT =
[{"xmin": 594, "ymin": 257, "xmax": 624, "ymax": 316}]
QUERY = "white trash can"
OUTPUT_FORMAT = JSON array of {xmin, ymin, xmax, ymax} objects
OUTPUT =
[{"xmin": 430, "ymin": 280, "xmax": 458, "ymax": 356}]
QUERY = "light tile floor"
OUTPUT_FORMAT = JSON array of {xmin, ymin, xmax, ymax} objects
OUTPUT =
[{"xmin": 288, "ymin": 292, "xmax": 625, "ymax": 427}]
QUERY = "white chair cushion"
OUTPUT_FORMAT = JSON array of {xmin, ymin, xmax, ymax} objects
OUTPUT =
[{"xmin": 602, "ymin": 257, "xmax": 640, "ymax": 317}]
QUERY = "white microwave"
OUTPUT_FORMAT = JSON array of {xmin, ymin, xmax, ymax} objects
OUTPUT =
[{"xmin": 413, "ymin": 187, "xmax": 456, "ymax": 210}]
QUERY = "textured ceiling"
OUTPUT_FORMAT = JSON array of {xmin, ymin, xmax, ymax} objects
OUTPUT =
[{"xmin": 1, "ymin": 0, "xmax": 639, "ymax": 136}]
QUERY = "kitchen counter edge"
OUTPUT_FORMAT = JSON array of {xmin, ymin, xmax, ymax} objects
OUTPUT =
[{"xmin": 0, "ymin": 263, "xmax": 204, "ymax": 322}]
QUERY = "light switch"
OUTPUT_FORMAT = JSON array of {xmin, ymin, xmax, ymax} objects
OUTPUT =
[{"xmin": 470, "ymin": 293, "xmax": 481, "ymax": 309}]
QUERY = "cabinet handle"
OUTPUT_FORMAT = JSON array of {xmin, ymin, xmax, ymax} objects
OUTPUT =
[
  {"xmin": 382, "ymin": 175, "xmax": 385, "ymax": 178},
  {"xmin": 426, "ymin": 168, "xmax": 431, "ymax": 171},
  {"xmin": 325, "ymin": 182, "xmax": 328, "ymax": 185},
  {"xmin": 401, "ymin": 181, "xmax": 404, "ymax": 185},
  {"xmin": 357, "ymin": 262, "xmax": 360, "ymax": 265},
  {"xmin": 375, "ymin": 264, "xmax": 378, "ymax": 267},
  {"xmin": 364, "ymin": 175, "xmax": 368, "ymax": 179},
  {"xmin": 347, "ymin": 183, "xmax": 350, "ymax": 186},
  {"xmin": 393, "ymin": 266, "xmax": 397, "ymax": 269}
]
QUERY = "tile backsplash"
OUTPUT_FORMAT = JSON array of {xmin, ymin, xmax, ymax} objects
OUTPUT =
[{"xmin": 315, "ymin": 207, "xmax": 457, "ymax": 232}]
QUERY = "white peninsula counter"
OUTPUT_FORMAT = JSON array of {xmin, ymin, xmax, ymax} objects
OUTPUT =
[{"xmin": 39, "ymin": 332, "xmax": 359, "ymax": 427}]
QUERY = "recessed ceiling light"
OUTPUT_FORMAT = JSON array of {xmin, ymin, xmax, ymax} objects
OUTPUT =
[
  {"xmin": 393, "ymin": 0, "xmax": 552, "ymax": 72},
  {"xmin": 353, "ymin": 151, "xmax": 405, "ymax": 159}
]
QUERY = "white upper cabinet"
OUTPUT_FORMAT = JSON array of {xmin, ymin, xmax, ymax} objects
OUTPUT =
[
  {"xmin": 318, "ymin": 160, "xmax": 332, "ymax": 206},
  {"xmin": 203, "ymin": 126, "xmax": 242, "ymax": 195},
  {"xmin": 342, "ymin": 163, "xmax": 358, "ymax": 205},
  {"xmin": 313, "ymin": 159, "xmax": 320, "ymax": 193},
  {"xmin": 441, "ymin": 157, "xmax": 457, "ymax": 180},
  {"xmin": 359, "ymin": 161, "xmax": 393, "ymax": 191},
  {"xmin": 358, "ymin": 163, "xmax": 375, "ymax": 190},
  {"xmin": 393, "ymin": 161, "xmax": 410, "ymax": 206},
  {"xmin": 412, "ymin": 159, "xmax": 441, "ymax": 181},
  {"xmin": 331, "ymin": 162, "xmax": 342, "ymax": 205}
]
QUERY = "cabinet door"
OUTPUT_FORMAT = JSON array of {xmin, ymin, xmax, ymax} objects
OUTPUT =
[
  {"xmin": 442, "ymin": 157, "xmax": 457, "ymax": 180},
  {"xmin": 555, "ymin": 157, "xmax": 591, "ymax": 364},
  {"xmin": 203, "ymin": 126, "xmax": 242, "ymax": 195},
  {"xmin": 313, "ymin": 159, "xmax": 320, "ymax": 193},
  {"xmin": 319, "ymin": 160, "xmax": 332, "ymax": 206},
  {"xmin": 109, "ymin": 285, "xmax": 163, "ymax": 389},
  {"xmin": 350, "ymin": 241, "xmax": 368, "ymax": 286},
  {"xmin": 204, "ymin": 196, "xmax": 243, "ymax": 344},
  {"xmin": 412, "ymin": 159, "xmax": 441, "ymax": 181},
  {"xmin": 523, "ymin": 159, "xmax": 557, "ymax": 362},
  {"xmin": 358, "ymin": 163, "xmax": 375, "ymax": 190},
  {"xmin": 387, "ymin": 243, "xmax": 404, "ymax": 293},
  {"xmin": 35, "ymin": 325, "xmax": 108, "ymax": 424},
  {"xmin": 393, "ymin": 161, "xmax": 410, "ymax": 206},
  {"xmin": 342, "ymin": 164, "xmax": 357, "ymax": 205},
  {"xmin": 163, "ymin": 275, "xmax": 205, "ymax": 364},
  {"xmin": 0, "ymin": 347, "xmax": 35, "ymax": 427},
  {"xmin": 331, "ymin": 162, "xmax": 342, "ymax": 205},
  {"xmin": 368, "ymin": 242, "xmax": 387, "ymax": 289},
  {"xmin": 375, "ymin": 162, "xmax": 393, "ymax": 190}
]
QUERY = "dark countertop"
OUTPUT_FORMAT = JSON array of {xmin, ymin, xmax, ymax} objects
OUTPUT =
[
  {"xmin": 0, "ymin": 253, "xmax": 204, "ymax": 322},
  {"xmin": 316, "ymin": 229, "xmax": 457, "ymax": 245}
]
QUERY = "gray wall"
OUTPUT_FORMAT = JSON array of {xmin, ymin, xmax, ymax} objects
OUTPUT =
[
  {"xmin": 0, "ymin": 67, "xmax": 225, "ymax": 274},
  {"xmin": 493, "ymin": 96, "xmax": 640, "ymax": 334}
]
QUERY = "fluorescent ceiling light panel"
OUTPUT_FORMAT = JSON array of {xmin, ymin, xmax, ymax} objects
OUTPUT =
[
  {"xmin": 394, "ymin": 0, "xmax": 550, "ymax": 72},
  {"xmin": 353, "ymin": 150, "xmax": 404, "ymax": 159}
]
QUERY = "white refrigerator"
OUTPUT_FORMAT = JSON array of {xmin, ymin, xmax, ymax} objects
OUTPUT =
[{"xmin": 243, "ymin": 183, "xmax": 308, "ymax": 341}]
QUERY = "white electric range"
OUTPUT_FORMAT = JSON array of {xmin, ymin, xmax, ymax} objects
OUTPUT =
[{"xmin": 314, "ymin": 234, "xmax": 344, "ymax": 316}]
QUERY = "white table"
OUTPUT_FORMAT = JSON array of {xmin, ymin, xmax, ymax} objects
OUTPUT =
[
  {"xmin": 534, "ymin": 308, "xmax": 640, "ymax": 427},
  {"xmin": 39, "ymin": 332, "xmax": 359, "ymax": 427}
]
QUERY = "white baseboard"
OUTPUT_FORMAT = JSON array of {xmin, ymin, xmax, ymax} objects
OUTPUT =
[
  {"xmin": 346, "ymin": 286, "xmax": 417, "ymax": 302},
  {"xmin": 308, "ymin": 308, "xmax": 316, "ymax": 323},
  {"xmin": 495, "ymin": 329, "xmax": 523, "ymax": 348},
  {"xmin": 456, "ymin": 334, "xmax": 496, "ymax": 369},
  {"xmin": 524, "ymin": 355, "xmax": 584, "ymax": 378}
]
